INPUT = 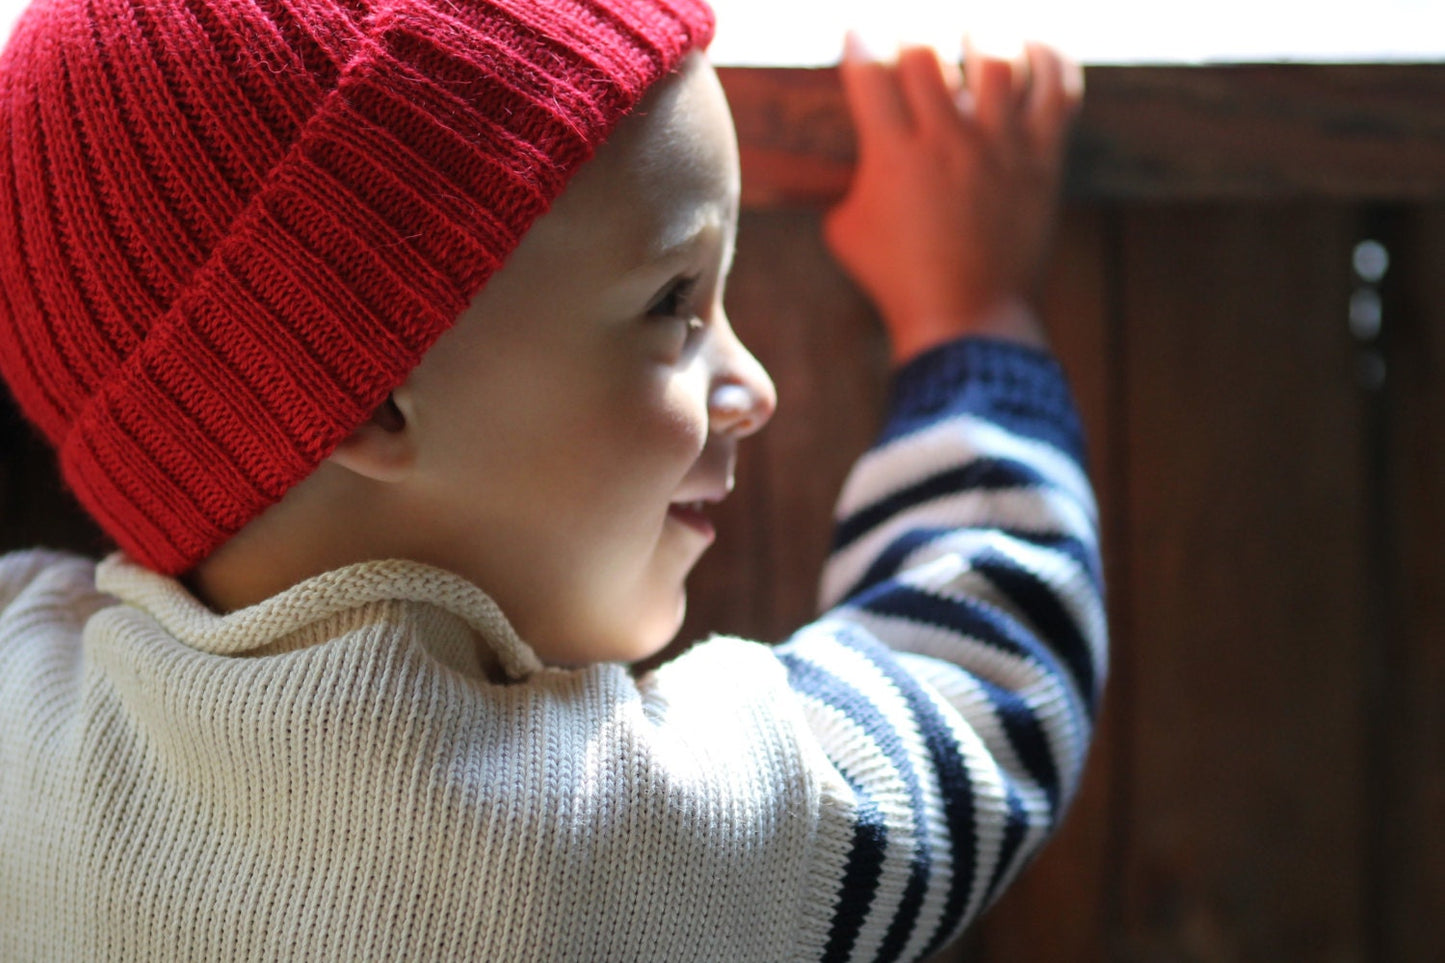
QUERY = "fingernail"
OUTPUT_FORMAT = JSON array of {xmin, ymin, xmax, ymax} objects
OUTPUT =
[
  {"xmin": 844, "ymin": 28, "xmax": 895, "ymax": 64},
  {"xmin": 1066, "ymin": 57, "xmax": 1086, "ymax": 98}
]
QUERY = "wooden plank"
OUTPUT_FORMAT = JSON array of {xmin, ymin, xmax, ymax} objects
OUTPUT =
[
  {"xmin": 719, "ymin": 67, "xmax": 855, "ymax": 210},
  {"xmin": 959, "ymin": 206, "xmax": 1124, "ymax": 963},
  {"xmin": 1115, "ymin": 203, "xmax": 1371, "ymax": 959},
  {"xmin": 1374, "ymin": 203, "xmax": 1445, "ymax": 959},
  {"xmin": 1073, "ymin": 67, "xmax": 1445, "ymax": 201},
  {"xmin": 718, "ymin": 65, "xmax": 1445, "ymax": 207}
]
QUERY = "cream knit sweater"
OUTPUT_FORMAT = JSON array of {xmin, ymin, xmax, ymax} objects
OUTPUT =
[{"xmin": 0, "ymin": 340, "xmax": 1105, "ymax": 962}]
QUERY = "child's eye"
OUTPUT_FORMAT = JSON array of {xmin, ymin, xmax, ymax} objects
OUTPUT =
[{"xmin": 647, "ymin": 276, "xmax": 699, "ymax": 321}]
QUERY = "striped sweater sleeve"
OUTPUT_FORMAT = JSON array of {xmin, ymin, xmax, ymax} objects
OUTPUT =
[{"xmin": 777, "ymin": 337, "xmax": 1105, "ymax": 962}]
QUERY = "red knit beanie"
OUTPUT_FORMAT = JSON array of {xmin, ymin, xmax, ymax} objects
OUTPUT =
[{"xmin": 0, "ymin": 0, "xmax": 714, "ymax": 574}]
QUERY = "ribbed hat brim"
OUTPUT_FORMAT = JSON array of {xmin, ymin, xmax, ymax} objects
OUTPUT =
[{"xmin": 0, "ymin": 0, "xmax": 715, "ymax": 572}]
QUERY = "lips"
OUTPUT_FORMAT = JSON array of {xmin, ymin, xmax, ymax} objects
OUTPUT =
[{"xmin": 667, "ymin": 494, "xmax": 723, "ymax": 542}]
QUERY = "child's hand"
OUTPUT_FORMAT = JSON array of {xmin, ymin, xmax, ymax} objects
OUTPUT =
[{"xmin": 823, "ymin": 35, "xmax": 1083, "ymax": 362}]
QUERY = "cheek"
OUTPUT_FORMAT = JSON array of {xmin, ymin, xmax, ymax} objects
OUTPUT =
[
  {"xmin": 597, "ymin": 364, "xmax": 707, "ymax": 457},
  {"xmin": 645, "ymin": 372, "xmax": 711, "ymax": 467},
  {"xmin": 589, "ymin": 377, "xmax": 709, "ymax": 541},
  {"xmin": 534, "ymin": 370, "xmax": 707, "ymax": 537}
]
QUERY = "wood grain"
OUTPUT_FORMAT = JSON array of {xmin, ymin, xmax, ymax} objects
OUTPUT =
[
  {"xmin": 1373, "ymin": 203, "xmax": 1445, "ymax": 961},
  {"xmin": 962, "ymin": 207, "xmax": 1124, "ymax": 963},
  {"xmin": 718, "ymin": 65, "xmax": 1445, "ymax": 207},
  {"xmin": 1116, "ymin": 204, "xmax": 1371, "ymax": 960}
]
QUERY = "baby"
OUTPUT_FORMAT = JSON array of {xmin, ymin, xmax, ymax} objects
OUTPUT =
[{"xmin": 0, "ymin": 0, "xmax": 1102, "ymax": 960}]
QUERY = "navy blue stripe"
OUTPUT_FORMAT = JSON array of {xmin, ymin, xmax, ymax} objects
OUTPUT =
[
  {"xmin": 822, "ymin": 785, "xmax": 887, "ymax": 963},
  {"xmin": 994, "ymin": 529, "xmax": 1103, "ymax": 597},
  {"xmin": 881, "ymin": 396, "xmax": 1086, "ymax": 464},
  {"xmin": 978, "ymin": 678, "xmax": 1061, "ymax": 817},
  {"xmin": 847, "ymin": 578, "xmax": 1080, "ymax": 929},
  {"xmin": 779, "ymin": 651, "xmax": 932, "ymax": 962},
  {"xmin": 860, "ymin": 642, "xmax": 980, "ymax": 960},
  {"xmin": 878, "ymin": 339, "xmax": 1087, "ymax": 463},
  {"xmin": 839, "ymin": 526, "xmax": 1101, "ymax": 607},
  {"xmin": 842, "ymin": 585, "xmax": 1065, "ymax": 835},
  {"xmin": 842, "ymin": 527, "xmax": 951, "ymax": 605},
  {"xmin": 788, "ymin": 629, "xmax": 982, "ymax": 960},
  {"xmin": 854, "ymin": 582, "xmax": 1071, "ymax": 691},
  {"xmin": 832, "ymin": 458, "xmax": 1050, "ymax": 554},
  {"xmin": 973, "ymin": 552, "xmax": 1099, "ymax": 717},
  {"xmin": 982, "ymin": 780, "xmax": 1030, "ymax": 908}
]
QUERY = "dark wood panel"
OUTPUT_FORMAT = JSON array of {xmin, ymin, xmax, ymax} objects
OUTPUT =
[
  {"xmin": 964, "ymin": 207, "xmax": 1124, "ymax": 963},
  {"xmin": 718, "ymin": 65, "xmax": 1445, "ymax": 208},
  {"xmin": 1117, "ymin": 205, "xmax": 1372, "ymax": 960},
  {"xmin": 1375, "ymin": 204, "xmax": 1445, "ymax": 960},
  {"xmin": 1074, "ymin": 67, "xmax": 1445, "ymax": 202}
]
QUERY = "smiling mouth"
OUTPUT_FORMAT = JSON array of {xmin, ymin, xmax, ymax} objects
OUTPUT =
[{"xmin": 667, "ymin": 501, "xmax": 717, "ymax": 543}]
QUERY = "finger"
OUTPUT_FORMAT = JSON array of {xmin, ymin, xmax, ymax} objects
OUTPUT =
[
  {"xmin": 1023, "ymin": 42, "xmax": 1062, "ymax": 151},
  {"xmin": 1024, "ymin": 43, "xmax": 1082, "ymax": 153},
  {"xmin": 896, "ymin": 45, "xmax": 965, "ymax": 138},
  {"xmin": 839, "ymin": 31, "xmax": 913, "ymax": 149},
  {"xmin": 964, "ymin": 36, "xmax": 1021, "ymax": 140},
  {"xmin": 938, "ymin": 51, "xmax": 965, "ymax": 102},
  {"xmin": 1063, "ymin": 53, "xmax": 1086, "ymax": 112}
]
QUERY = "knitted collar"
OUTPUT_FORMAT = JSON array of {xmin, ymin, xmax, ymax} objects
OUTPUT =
[{"xmin": 94, "ymin": 553, "xmax": 544, "ymax": 681}]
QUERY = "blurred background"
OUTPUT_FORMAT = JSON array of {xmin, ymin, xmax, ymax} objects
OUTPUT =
[
  {"xmin": 707, "ymin": 0, "xmax": 1444, "ymax": 65},
  {"xmin": 2, "ymin": 1, "xmax": 1442, "ymax": 961},
  {"xmin": 3, "ymin": 0, "xmax": 1444, "ymax": 61}
]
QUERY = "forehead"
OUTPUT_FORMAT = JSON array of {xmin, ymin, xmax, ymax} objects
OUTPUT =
[{"xmin": 516, "ymin": 52, "xmax": 740, "ymax": 268}]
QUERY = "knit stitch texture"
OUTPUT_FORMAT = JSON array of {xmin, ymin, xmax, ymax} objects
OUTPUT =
[
  {"xmin": 0, "ymin": 0, "xmax": 713, "ymax": 573},
  {"xmin": 0, "ymin": 339, "xmax": 1106, "ymax": 961}
]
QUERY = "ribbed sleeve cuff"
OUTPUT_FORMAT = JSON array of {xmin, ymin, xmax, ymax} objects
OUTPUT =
[{"xmin": 879, "ymin": 337, "xmax": 1088, "ymax": 464}]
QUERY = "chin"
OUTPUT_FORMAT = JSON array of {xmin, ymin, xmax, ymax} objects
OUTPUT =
[
  {"xmin": 616, "ymin": 590, "xmax": 688, "ymax": 667},
  {"xmin": 536, "ymin": 600, "xmax": 684, "ymax": 668},
  {"xmin": 533, "ymin": 572, "xmax": 691, "ymax": 667}
]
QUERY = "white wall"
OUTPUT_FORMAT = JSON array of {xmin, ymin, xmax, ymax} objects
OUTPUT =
[
  {"xmin": 0, "ymin": 0, "xmax": 1442, "ymax": 65},
  {"xmin": 708, "ymin": 0, "xmax": 1445, "ymax": 65}
]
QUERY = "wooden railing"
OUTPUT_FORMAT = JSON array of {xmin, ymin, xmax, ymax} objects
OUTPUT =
[{"xmin": 720, "ymin": 64, "xmax": 1445, "ymax": 203}]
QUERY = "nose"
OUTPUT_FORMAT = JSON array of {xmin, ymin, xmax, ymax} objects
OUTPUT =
[{"xmin": 708, "ymin": 316, "xmax": 776, "ymax": 439}]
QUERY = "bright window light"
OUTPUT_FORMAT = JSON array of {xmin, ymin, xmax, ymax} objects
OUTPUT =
[
  {"xmin": 708, "ymin": 0, "xmax": 1445, "ymax": 65},
  {"xmin": 0, "ymin": 0, "xmax": 1441, "ymax": 64}
]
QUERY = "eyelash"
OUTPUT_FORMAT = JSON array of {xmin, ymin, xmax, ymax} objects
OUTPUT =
[{"xmin": 648, "ymin": 276, "xmax": 702, "ymax": 327}]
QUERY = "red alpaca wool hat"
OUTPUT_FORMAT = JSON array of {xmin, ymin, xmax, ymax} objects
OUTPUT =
[{"xmin": 0, "ymin": 0, "xmax": 714, "ymax": 574}]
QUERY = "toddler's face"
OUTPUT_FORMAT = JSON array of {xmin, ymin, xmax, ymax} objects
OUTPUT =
[{"xmin": 400, "ymin": 52, "xmax": 775, "ymax": 665}]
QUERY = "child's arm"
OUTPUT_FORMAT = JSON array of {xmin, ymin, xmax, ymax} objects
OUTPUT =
[{"xmin": 769, "ymin": 39, "xmax": 1101, "ymax": 954}]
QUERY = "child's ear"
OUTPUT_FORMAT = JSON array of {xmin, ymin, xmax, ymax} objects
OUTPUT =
[{"xmin": 326, "ymin": 387, "xmax": 416, "ymax": 484}]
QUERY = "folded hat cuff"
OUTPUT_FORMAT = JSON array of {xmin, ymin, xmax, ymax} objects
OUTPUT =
[{"xmin": 59, "ymin": 0, "xmax": 714, "ymax": 574}]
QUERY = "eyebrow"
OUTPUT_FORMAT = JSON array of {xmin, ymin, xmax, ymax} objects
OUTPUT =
[{"xmin": 643, "ymin": 211, "xmax": 727, "ymax": 264}]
